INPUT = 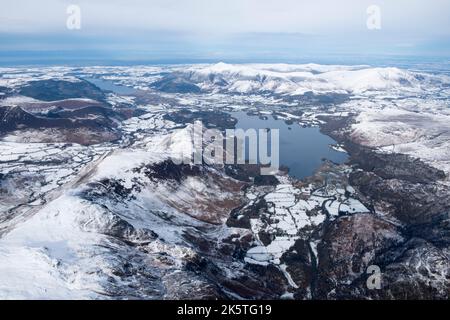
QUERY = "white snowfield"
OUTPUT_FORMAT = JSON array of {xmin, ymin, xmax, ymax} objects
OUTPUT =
[
  {"xmin": 351, "ymin": 107, "xmax": 450, "ymax": 174},
  {"xmin": 182, "ymin": 62, "xmax": 450, "ymax": 96},
  {"xmin": 0, "ymin": 125, "xmax": 208, "ymax": 299}
]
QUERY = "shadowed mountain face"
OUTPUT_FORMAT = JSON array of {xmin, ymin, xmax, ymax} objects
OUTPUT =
[
  {"xmin": 0, "ymin": 105, "xmax": 130, "ymax": 131},
  {"xmin": 0, "ymin": 76, "xmax": 147, "ymax": 144},
  {"xmin": 0, "ymin": 105, "xmax": 144, "ymax": 145},
  {"xmin": 151, "ymin": 74, "xmax": 202, "ymax": 93},
  {"xmin": 18, "ymin": 79, "xmax": 106, "ymax": 102},
  {"xmin": 0, "ymin": 106, "xmax": 40, "ymax": 131}
]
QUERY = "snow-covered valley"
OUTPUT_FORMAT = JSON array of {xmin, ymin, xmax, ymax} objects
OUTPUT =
[{"xmin": 0, "ymin": 63, "xmax": 449, "ymax": 299}]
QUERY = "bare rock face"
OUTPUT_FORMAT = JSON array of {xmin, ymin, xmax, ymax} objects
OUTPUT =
[{"xmin": 1, "ymin": 64, "xmax": 450, "ymax": 300}]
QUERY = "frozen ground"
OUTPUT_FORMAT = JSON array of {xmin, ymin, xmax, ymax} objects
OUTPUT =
[{"xmin": 0, "ymin": 63, "xmax": 449, "ymax": 299}]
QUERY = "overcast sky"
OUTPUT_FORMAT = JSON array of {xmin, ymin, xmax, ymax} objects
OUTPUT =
[{"xmin": 1, "ymin": 0, "xmax": 449, "ymax": 64}]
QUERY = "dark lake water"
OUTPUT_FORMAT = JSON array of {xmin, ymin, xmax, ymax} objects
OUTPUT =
[
  {"xmin": 86, "ymin": 78, "xmax": 136, "ymax": 95},
  {"xmin": 231, "ymin": 111, "xmax": 348, "ymax": 179}
]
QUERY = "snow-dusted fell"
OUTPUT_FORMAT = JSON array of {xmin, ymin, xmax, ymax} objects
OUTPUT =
[
  {"xmin": 1, "ymin": 63, "xmax": 449, "ymax": 300},
  {"xmin": 167, "ymin": 62, "xmax": 450, "ymax": 96}
]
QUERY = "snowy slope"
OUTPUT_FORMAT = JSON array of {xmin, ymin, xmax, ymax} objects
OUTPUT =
[
  {"xmin": 1, "ymin": 63, "xmax": 449, "ymax": 300},
  {"xmin": 0, "ymin": 125, "xmax": 244, "ymax": 299}
]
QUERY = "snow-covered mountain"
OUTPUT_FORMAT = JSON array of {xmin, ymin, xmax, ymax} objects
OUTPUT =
[
  {"xmin": 0, "ymin": 63, "xmax": 449, "ymax": 300},
  {"xmin": 0, "ymin": 126, "xmax": 246, "ymax": 299}
]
